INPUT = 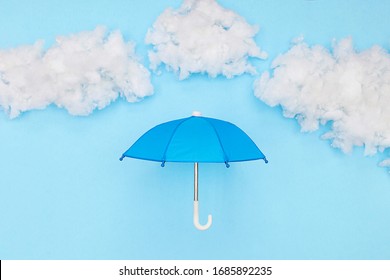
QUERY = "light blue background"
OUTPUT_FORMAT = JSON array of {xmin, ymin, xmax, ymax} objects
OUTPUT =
[{"xmin": 0, "ymin": 0, "xmax": 389, "ymax": 259}]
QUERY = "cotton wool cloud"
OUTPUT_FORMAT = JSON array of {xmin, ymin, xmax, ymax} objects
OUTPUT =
[
  {"xmin": 254, "ymin": 38, "xmax": 390, "ymax": 169},
  {"xmin": 145, "ymin": 0, "xmax": 267, "ymax": 80},
  {"xmin": 0, "ymin": 26, "xmax": 153, "ymax": 118}
]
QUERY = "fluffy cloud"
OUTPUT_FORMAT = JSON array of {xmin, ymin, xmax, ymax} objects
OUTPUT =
[
  {"xmin": 379, "ymin": 159, "xmax": 390, "ymax": 168},
  {"xmin": 0, "ymin": 26, "xmax": 153, "ymax": 118},
  {"xmin": 146, "ymin": 0, "xmax": 267, "ymax": 79},
  {"xmin": 254, "ymin": 38, "xmax": 390, "ymax": 169}
]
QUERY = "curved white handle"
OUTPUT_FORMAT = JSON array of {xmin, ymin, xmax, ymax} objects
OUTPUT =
[{"xmin": 193, "ymin": 201, "xmax": 212, "ymax": 230}]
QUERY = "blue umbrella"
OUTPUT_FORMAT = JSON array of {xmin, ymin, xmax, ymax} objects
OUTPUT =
[{"xmin": 120, "ymin": 112, "xmax": 268, "ymax": 230}]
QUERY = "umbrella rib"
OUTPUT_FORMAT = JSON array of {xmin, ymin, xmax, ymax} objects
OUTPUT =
[
  {"xmin": 160, "ymin": 117, "xmax": 189, "ymax": 165},
  {"xmin": 202, "ymin": 118, "xmax": 230, "ymax": 166}
]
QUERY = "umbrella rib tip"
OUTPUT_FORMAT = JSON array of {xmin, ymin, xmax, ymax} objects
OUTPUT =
[{"xmin": 119, "ymin": 155, "xmax": 125, "ymax": 161}]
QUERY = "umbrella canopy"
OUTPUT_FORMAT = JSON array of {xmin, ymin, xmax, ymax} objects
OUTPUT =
[
  {"xmin": 120, "ymin": 114, "xmax": 268, "ymax": 166},
  {"xmin": 120, "ymin": 112, "xmax": 268, "ymax": 231}
]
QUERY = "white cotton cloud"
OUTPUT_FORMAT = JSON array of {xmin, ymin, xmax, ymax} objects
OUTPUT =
[
  {"xmin": 0, "ymin": 26, "xmax": 153, "ymax": 118},
  {"xmin": 379, "ymin": 159, "xmax": 390, "ymax": 168},
  {"xmin": 254, "ymin": 37, "xmax": 390, "ymax": 169},
  {"xmin": 145, "ymin": 0, "xmax": 267, "ymax": 79}
]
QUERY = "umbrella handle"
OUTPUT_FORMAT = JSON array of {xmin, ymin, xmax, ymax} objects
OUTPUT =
[{"xmin": 193, "ymin": 201, "xmax": 212, "ymax": 230}]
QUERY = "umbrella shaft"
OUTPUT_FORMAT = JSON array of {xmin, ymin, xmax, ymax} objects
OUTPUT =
[{"xmin": 194, "ymin": 162, "xmax": 198, "ymax": 201}]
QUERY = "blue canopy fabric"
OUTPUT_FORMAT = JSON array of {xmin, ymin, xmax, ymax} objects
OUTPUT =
[{"xmin": 120, "ymin": 116, "xmax": 267, "ymax": 167}]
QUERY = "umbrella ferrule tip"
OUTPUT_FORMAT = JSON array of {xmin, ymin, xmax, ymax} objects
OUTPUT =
[{"xmin": 192, "ymin": 111, "xmax": 202, "ymax": 117}]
